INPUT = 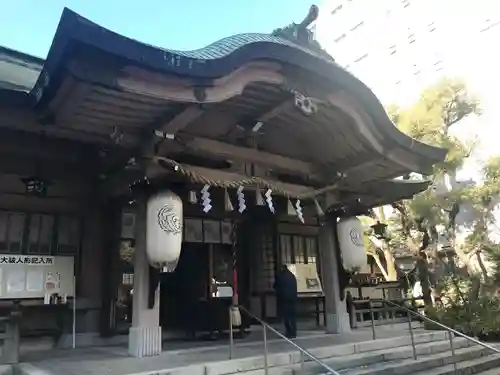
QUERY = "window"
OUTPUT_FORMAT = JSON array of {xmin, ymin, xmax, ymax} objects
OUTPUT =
[
  {"xmin": 0, "ymin": 211, "xmax": 81, "ymax": 255},
  {"xmin": 28, "ymin": 214, "xmax": 54, "ymax": 254},
  {"xmin": 305, "ymin": 237, "xmax": 317, "ymax": 264},
  {"xmin": 481, "ymin": 18, "xmax": 500, "ymax": 33},
  {"xmin": 259, "ymin": 233, "xmax": 275, "ymax": 291},
  {"xmin": 331, "ymin": 4, "xmax": 343, "ymax": 15},
  {"xmin": 350, "ymin": 21, "xmax": 364, "ymax": 32},
  {"xmin": 334, "ymin": 33, "xmax": 346, "ymax": 43},
  {"xmin": 292, "ymin": 235, "xmax": 305, "ymax": 264},
  {"xmin": 279, "ymin": 234, "xmax": 292, "ymax": 264},
  {"xmin": 0, "ymin": 212, "xmax": 26, "ymax": 253},
  {"xmin": 56, "ymin": 216, "xmax": 81, "ymax": 254},
  {"xmin": 354, "ymin": 53, "xmax": 368, "ymax": 63},
  {"xmin": 279, "ymin": 235, "xmax": 318, "ymax": 265}
]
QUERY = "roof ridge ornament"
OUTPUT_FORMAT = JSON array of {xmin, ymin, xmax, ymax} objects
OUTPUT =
[{"xmin": 271, "ymin": 5, "xmax": 333, "ymax": 61}]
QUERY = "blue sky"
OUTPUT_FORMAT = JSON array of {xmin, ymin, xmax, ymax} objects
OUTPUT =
[{"xmin": 0, "ymin": 0, "xmax": 315, "ymax": 59}]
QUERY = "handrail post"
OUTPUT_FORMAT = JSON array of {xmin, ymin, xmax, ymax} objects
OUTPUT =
[
  {"xmin": 380, "ymin": 298, "xmax": 500, "ymax": 358},
  {"xmin": 229, "ymin": 307, "xmax": 234, "ymax": 360},
  {"xmin": 263, "ymin": 325, "xmax": 269, "ymax": 375},
  {"xmin": 369, "ymin": 299, "xmax": 376, "ymax": 340},
  {"xmin": 448, "ymin": 331, "xmax": 457, "ymax": 374},
  {"xmin": 237, "ymin": 305, "xmax": 341, "ymax": 375},
  {"xmin": 407, "ymin": 308, "xmax": 417, "ymax": 360}
]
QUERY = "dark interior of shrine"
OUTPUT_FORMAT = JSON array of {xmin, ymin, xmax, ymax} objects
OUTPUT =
[{"xmin": 159, "ymin": 242, "xmax": 247, "ymax": 338}]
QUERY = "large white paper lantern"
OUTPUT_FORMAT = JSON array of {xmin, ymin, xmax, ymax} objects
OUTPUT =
[
  {"xmin": 146, "ymin": 190, "xmax": 183, "ymax": 271},
  {"xmin": 337, "ymin": 217, "xmax": 367, "ymax": 272}
]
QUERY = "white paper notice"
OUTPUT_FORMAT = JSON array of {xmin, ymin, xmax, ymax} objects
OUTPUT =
[
  {"xmin": 45, "ymin": 272, "xmax": 58, "ymax": 292},
  {"xmin": 7, "ymin": 269, "xmax": 25, "ymax": 293},
  {"xmin": 26, "ymin": 269, "xmax": 44, "ymax": 292}
]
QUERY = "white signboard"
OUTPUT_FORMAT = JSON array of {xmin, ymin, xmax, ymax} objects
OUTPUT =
[
  {"xmin": 0, "ymin": 255, "xmax": 74, "ymax": 299},
  {"xmin": 287, "ymin": 263, "xmax": 323, "ymax": 295}
]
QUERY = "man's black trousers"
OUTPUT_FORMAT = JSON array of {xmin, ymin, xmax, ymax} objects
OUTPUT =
[{"xmin": 282, "ymin": 299, "xmax": 297, "ymax": 338}]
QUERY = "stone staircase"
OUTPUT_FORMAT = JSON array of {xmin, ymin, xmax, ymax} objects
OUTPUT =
[
  {"xmin": 139, "ymin": 331, "xmax": 499, "ymax": 375},
  {"xmin": 13, "ymin": 330, "xmax": 500, "ymax": 375}
]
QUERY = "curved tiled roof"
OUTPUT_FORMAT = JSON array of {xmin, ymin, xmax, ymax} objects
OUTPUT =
[
  {"xmin": 29, "ymin": 8, "xmax": 446, "ymax": 170},
  {"xmin": 136, "ymin": 32, "xmax": 335, "ymax": 63}
]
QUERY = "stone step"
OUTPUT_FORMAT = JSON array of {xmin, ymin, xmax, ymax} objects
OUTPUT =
[
  {"xmin": 294, "ymin": 338, "xmax": 472, "ymax": 375},
  {"xmin": 410, "ymin": 353, "xmax": 500, "ymax": 375},
  {"xmin": 206, "ymin": 332, "xmax": 448, "ymax": 375},
  {"xmin": 338, "ymin": 345, "xmax": 493, "ymax": 375},
  {"xmin": 474, "ymin": 365, "xmax": 500, "ymax": 375},
  {"xmin": 118, "ymin": 332, "xmax": 446, "ymax": 375},
  {"xmin": 306, "ymin": 331, "xmax": 448, "ymax": 360},
  {"xmin": 14, "ymin": 331, "xmax": 453, "ymax": 375}
]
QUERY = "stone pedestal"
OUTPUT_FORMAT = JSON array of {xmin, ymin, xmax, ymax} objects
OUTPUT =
[
  {"xmin": 129, "ymin": 326, "xmax": 162, "ymax": 357},
  {"xmin": 325, "ymin": 312, "xmax": 351, "ymax": 334},
  {"xmin": 128, "ymin": 198, "xmax": 162, "ymax": 357},
  {"xmin": 319, "ymin": 217, "xmax": 351, "ymax": 334}
]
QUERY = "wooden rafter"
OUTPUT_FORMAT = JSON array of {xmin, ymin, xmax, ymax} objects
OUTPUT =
[
  {"xmin": 179, "ymin": 136, "xmax": 316, "ymax": 176},
  {"xmin": 142, "ymin": 105, "xmax": 204, "ymax": 154}
]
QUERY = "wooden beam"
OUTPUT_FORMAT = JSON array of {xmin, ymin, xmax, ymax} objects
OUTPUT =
[
  {"xmin": 0, "ymin": 153, "xmax": 95, "ymax": 180},
  {"xmin": 157, "ymin": 106, "xmax": 204, "ymax": 134},
  {"xmin": 180, "ymin": 136, "xmax": 316, "ymax": 176},
  {"xmin": 231, "ymin": 99, "xmax": 294, "ymax": 138},
  {"xmin": 117, "ymin": 62, "xmax": 285, "ymax": 103},
  {"xmin": 142, "ymin": 106, "xmax": 203, "ymax": 154},
  {"xmin": 259, "ymin": 99, "xmax": 294, "ymax": 122}
]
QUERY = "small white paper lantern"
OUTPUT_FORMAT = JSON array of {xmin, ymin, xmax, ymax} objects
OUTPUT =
[
  {"xmin": 337, "ymin": 217, "xmax": 367, "ymax": 272},
  {"xmin": 146, "ymin": 190, "xmax": 183, "ymax": 271}
]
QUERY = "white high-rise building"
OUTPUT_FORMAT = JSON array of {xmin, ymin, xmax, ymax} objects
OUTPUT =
[
  {"xmin": 316, "ymin": 0, "xmax": 499, "ymax": 106},
  {"xmin": 316, "ymin": 0, "xmax": 500, "ymax": 242}
]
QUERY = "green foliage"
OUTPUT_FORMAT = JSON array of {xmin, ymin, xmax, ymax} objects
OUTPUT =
[
  {"xmin": 387, "ymin": 77, "xmax": 481, "ymax": 240},
  {"xmin": 390, "ymin": 78, "xmax": 480, "ymax": 173},
  {"xmin": 381, "ymin": 78, "xmax": 487, "ymax": 306},
  {"xmin": 426, "ymin": 293, "xmax": 500, "ymax": 337}
]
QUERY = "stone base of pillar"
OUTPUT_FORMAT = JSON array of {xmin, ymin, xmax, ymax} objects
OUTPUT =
[
  {"xmin": 326, "ymin": 312, "xmax": 351, "ymax": 334},
  {"xmin": 128, "ymin": 326, "xmax": 162, "ymax": 357}
]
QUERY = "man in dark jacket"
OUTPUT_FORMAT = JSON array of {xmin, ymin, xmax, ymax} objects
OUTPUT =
[{"xmin": 274, "ymin": 265, "xmax": 298, "ymax": 338}]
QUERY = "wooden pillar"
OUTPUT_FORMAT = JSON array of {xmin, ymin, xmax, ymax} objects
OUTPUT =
[
  {"xmin": 128, "ymin": 196, "xmax": 162, "ymax": 357},
  {"xmin": 318, "ymin": 216, "xmax": 351, "ymax": 334},
  {"xmin": 99, "ymin": 199, "xmax": 121, "ymax": 337}
]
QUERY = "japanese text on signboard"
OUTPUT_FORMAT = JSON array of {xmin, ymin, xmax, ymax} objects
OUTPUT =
[{"xmin": 0, "ymin": 255, "xmax": 54, "ymax": 265}]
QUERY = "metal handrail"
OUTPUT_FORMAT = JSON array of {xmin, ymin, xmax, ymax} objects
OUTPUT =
[
  {"xmin": 229, "ymin": 305, "xmax": 340, "ymax": 375},
  {"xmin": 378, "ymin": 298, "xmax": 500, "ymax": 355}
]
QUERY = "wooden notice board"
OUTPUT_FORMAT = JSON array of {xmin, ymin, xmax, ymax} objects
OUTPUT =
[
  {"xmin": 287, "ymin": 263, "xmax": 323, "ymax": 295},
  {"xmin": 0, "ymin": 254, "xmax": 75, "ymax": 299}
]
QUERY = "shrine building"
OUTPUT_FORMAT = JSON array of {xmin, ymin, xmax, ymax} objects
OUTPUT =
[{"xmin": 0, "ymin": 6, "xmax": 446, "ymax": 357}]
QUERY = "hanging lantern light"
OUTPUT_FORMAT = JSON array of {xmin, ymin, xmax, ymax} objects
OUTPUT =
[
  {"xmin": 146, "ymin": 190, "xmax": 183, "ymax": 271},
  {"xmin": 337, "ymin": 217, "xmax": 367, "ymax": 272},
  {"xmin": 371, "ymin": 221, "xmax": 388, "ymax": 240}
]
